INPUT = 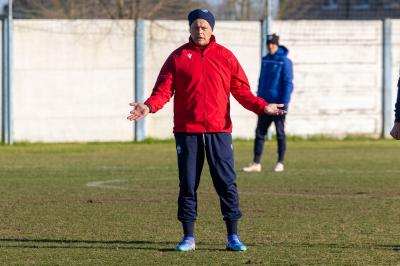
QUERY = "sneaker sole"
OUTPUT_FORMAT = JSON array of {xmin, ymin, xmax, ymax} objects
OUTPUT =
[
  {"xmin": 226, "ymin": 246, "xmax": 247, "ymax": 252},
  {"xmin": 242, "ymin": 169, "xmax": 261, "ymax": 172},
  {"xmin": 176, "ymin": 246, "xmax": 195, "ymax": 252}
]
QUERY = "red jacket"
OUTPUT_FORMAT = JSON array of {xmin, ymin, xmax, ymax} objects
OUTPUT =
[{"xmin": 145, "ymin": 35, "xmax": 268, "ymax": 133}]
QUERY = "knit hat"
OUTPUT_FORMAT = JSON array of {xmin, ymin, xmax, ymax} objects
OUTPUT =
[
  {"xmin": 267, "ymin": 34, "xmax": 279, "ymax": 45},
  {"xmin": 188, "ymin": 9, "xmax": 215, "ymax": 30}
]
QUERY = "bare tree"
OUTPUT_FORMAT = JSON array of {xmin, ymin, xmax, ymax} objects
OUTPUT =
[{"xmin": 213, "ymin": 0, "xmax": 266, "ymax": 21}]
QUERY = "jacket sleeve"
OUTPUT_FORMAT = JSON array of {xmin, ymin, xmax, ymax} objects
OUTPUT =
[
  {"xmin": 144, "ymin": 54, "xmax": 175, "ymax": 113},
  {"xmin": 229, "ymin": 53, "xmax": 268, "ymax": 115},
  {"xmin": 395, "ymin": 78, "xmax": 400, "ymax": 122},
  {"xmin": 280, "ymin": 58, "xmax": 294, "ymax": 104}
]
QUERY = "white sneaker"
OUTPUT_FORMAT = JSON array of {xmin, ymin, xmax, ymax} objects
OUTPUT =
[
  {"xmin": 274, "ymin": 162, "xmax": 284, "ymax": 172},
  {"xmin": 242, "ymin": 162, "xmax": 261, "ymax": 172}
]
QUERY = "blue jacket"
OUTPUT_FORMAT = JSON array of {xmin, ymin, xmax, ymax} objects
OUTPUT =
[{"xmin": 257, "ymin": 46, "xmax": 293, "ymax": 110}]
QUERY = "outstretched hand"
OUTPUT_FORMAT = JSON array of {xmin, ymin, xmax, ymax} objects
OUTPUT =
[
  {"xmin": 264, "ymin": 104, "xmax": 287, "ymax": 116},
  {"xmin": 127, "ymin": 102, "xmax": 150, "ymax": 121},
  {"xmin": 390, "ymin": 122, "xmax": 400, "ymax": 140}
]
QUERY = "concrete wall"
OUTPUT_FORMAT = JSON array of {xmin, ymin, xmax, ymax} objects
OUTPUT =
[
  {"xmin": 13, "ymin": 20, "xmax": 134, "ymax": 142},
  {"xmin": 1, "ymin": 19, "xmax": 399, "ymax": 142},
  {"xmin": 272, "ymin": 20, "xmax": 383, "ymax": 137}
]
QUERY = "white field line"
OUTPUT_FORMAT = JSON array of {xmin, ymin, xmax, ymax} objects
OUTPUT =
[{"xmin": 86, "ymin": 179, "xmax": 129, "ymax": 190}]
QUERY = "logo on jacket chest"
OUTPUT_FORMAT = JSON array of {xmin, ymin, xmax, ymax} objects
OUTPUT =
[
  {"xmin": 187, "ymin": 53, "xmax": 192, "ymax": 59},
  {"xmin": 264, "ymin": 60, "xmax": 283, "ymax": 73}
]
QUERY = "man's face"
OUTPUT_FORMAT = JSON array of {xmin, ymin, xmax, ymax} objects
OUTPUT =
[
  {"xmin": 267, "ymin": 42, "xmax": 279, "ymax": 55},
  {"xmin": 190, "ymin": 19, "xmax": 213, "ymax": 47}
]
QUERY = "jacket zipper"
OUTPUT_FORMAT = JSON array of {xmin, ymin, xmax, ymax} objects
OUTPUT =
[{"xmin": 202, "ymin": 51, "xmax": 207, "ymax": 132}]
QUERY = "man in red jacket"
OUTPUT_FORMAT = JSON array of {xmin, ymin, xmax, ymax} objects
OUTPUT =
[{"xmin": 127, "ymin": 9, "xmax": 286, "ymax": 252}]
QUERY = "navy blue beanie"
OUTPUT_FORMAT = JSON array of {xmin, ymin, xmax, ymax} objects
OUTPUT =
[{"xmin": 188, "ymin": 9, "xmax": 215, "ymax": 30}]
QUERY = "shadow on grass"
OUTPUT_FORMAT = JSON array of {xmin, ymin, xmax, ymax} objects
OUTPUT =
[
  {"xmin": 0, "ymin": 238, "xmax": 226, "ymax": 252},
  {"xmin": 2, "ymin": 238, "xmax": 397, "ymax": 252},
  {"xmin": 0, "ymin": 238, "xmax": 175, "ymax": 252},
  {"xmin": 375, "ymin": 244, "xmax": 400, "ymax": 252},
  {"xmin": 255, "ymin": 242, "xmax": 400, "ymax": 252}
]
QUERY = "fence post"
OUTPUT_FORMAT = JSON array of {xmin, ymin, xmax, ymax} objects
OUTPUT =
[
  {"xmin": 262, "ymin": 0, "xmax": 272, "ymax": 140},
  {"xmin": 1, "ymin": 0, "xmax": 13, "ymax": 145},
  {"xmin": 134, "ymin": 19, "xmax": 145, "ymax": 142},
  {"xmin": 261, "ymin": 0, "xmax": 272, "ymax": 57},
  {"xmin": 382, "ymin": 19, "xmax": 392, "ymax": 138}
]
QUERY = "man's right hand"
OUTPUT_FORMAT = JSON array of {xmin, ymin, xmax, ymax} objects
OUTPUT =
[
  {"xmin": 264, "ymin": 103, "xmax": 287, "ymax": 116},
  {"xmin": 390, "ymin": 122, "xmax": 400, "ymax": 140},
  {"xmin": 127, "ymin": 102, "xmax": 150, "ymax": 121}
]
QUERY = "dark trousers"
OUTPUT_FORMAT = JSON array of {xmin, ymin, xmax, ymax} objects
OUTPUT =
[
  {"xmin": 253, "ymin": 114, "xmax": 286, "ymax": 163},
  {"xmin": 175, "ymin": 132, "xmax": 242, "ymax": 223}
]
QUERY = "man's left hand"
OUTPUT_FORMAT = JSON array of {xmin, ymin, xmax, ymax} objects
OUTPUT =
[{"xmin": 264, "ymin": 103, "xmax": 287, "ymax": 116}]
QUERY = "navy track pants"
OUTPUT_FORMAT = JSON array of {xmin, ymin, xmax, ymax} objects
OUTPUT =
[
  {"xmin": 174, "ymin": 132, "xmax": 242, "ymax": 223},
  {"xmin": 253, "ymin": 114, "xmax": 286, "ymax": 163}
]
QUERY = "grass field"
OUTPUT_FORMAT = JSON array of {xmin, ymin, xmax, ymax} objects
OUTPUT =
[{"xmin": 0, "ymin": 139, "xmax": 399, "ymax": 265}]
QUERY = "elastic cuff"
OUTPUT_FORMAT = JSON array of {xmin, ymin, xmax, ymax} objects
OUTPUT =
[
  {"xmin": 258, "ymin": 104, "xmax": 268, "ymax": 116},
  {"xmin": 181, "ymin": 221, "xmax": 195, "ymax": 237},
  {"xmin": 225, "ymin": 220, "xmax": 238, "ymax": 236},
  {"xmin": 145, "ymin": 103, "xmax": 152, "ymax": 113}
]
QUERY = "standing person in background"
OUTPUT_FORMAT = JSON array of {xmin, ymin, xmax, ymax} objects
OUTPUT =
[
  {"xmin": 390, "ymin": 77, "xmax": 400, "ymax": 140},
  {"xmin": 243, "ymin": 34, "xmax": 294, "ymax": 173},
  {"xmin": 127, "ymin": 9, "xmax": 286, "ymax": 252}
]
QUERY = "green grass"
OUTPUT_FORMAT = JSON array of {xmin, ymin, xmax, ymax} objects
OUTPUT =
[{"xmin": 0, "ymin": 140, "xmax": 399, "ymax": 265}]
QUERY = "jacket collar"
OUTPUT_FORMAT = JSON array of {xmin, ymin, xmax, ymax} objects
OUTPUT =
[{"xmin": 268, "ymin": 45, "xmax": 289, "ymax": 59}]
